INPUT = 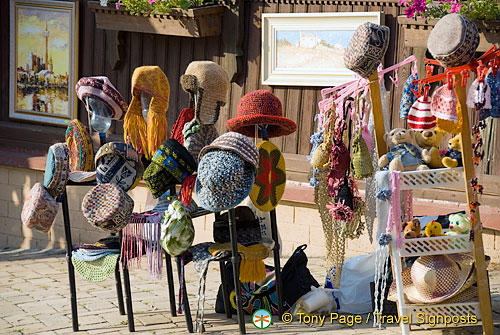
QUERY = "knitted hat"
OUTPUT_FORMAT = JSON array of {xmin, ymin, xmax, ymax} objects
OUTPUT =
[
  {"xmin": 196, "ymin": 150, "xmax": 256, "ymax": 212},
  {"xmin": 249, "ymin": 141, "xmax": 286, "ymax": 212},
  {"xmin": 183, "ymin": 119, "xmax": 219, "ymax": 164},
  {"xmin": 344, "ymin": 22, "xmax": 390, "ymax": 78},
  {"xmin": 143, "ymin": 139, "xmax": 197, "ymax": 198},
  {"xmin": 43, "ymin": 143, "xmax": 69, "ymax": 198},
  {"xmin": 65, "ymin": 119, "xmax": 94, "ymax": 172},
  {"xmin": 95, "ymin": 142, "xmax": 144, "ymax": 192},
  {"xmin": 75, "ymin": 76, "xmax": 128, "ymax": 121},
  {"xmin": 123, "ymin": 66, "xmax": 170, "ymax": 160},
  {"xmin": 427, "ymin": 14, "xmax": 479, "ymax": 68},
  {"xmin": 182, "ymin": 61, "xmax": 230, "ymax": 125},
  {"xmin": 21, "ymin": 183, "xmax": 58, "ymax": 233},
  {"xmin": 485, "ymin": 70, "xmax": 500, "ymax": 119},
  {"xmin": 226, "ymin": 90, "xmax": 297, "ymax": 138},
  {"xmin": 400, "ymin": 73, "xmax": 419, "ymax": 119},
  {"xmin": 82, "ymin": 183, "xmax": 134, "ymax": 233},
  {"xmin": 408, "ymin": 97, "xmax": 437, "ymax": 130},
  {"xmin": 72, "ymin": 254, "xmax": 119, "ymax": 282},
  {"xmin": 199, "ymin": 132, "xmax": 259, "ymax": 169},
  {"xmin": 160, "ymin": 196, "xmax": 195, "ymax": 256},
  {"xmin": 431, "ymin": 85, "xmax": 459, "ymax": 122},
  {"xmin": 170, "ymin": 108, "xmax": 195, "ymax": 145}
]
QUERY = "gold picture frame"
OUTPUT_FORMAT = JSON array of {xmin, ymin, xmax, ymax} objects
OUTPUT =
[{"xmin": 9, "ymin": 0, "xmax": 79, "ymax": 126}]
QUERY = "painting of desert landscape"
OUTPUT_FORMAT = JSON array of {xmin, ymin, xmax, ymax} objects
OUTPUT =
[
  {"xmin": 15, "ymin": 5, "xmax": 71, "ymax": 118},
  {"xmin": 275, "ymin": 30, "xmax": 355, "ymax": 71}
]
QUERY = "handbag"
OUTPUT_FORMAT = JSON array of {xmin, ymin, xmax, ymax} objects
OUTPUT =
[
  {"xmin": 213, "ymin": 206, "xmax": 261, "ymax": 246},
  {"xmin": 351, "ymin": 96, "xmax": 373, "ymax": 179},
  {"xmin": 215, "ymin": 244, "xmax": 319, "ymax": 315}
]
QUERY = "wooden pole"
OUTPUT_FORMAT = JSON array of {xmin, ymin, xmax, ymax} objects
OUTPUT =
[
  {"xmin": 368, "ymin": 71, "xmax": 388, "ymax": 157},
  {"xmin": 455, "ymin": 74, "xmax": 494, "ymax": 335}
]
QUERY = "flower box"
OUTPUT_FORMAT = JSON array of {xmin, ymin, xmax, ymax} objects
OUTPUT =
[
  {"xmin": 87, "ymin": 1, "xmax": 224, "ymax": 38},
  {"xmin": 398, "ymin": 16, "xmax": 500, "ymax": 52}
]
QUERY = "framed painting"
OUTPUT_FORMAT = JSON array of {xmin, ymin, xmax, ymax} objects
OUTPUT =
[
  {"xmin": 262, "ymin": 12, "xmax": 383, "ymax": 87},
  {"xmin": 10, "ymin": 0, "xmax": 78, "ymax": 126}
]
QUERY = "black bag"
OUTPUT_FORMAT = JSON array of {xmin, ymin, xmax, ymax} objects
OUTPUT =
[
  {"xmin": 213, "ymin": 206, "xmax": 261, "ymax": 246},
  {"xmin": 215, "ymin": 244, "xmax": 319, "ymax": 315}
]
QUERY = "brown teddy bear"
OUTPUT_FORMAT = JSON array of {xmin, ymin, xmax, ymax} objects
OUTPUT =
[
  {"xmin": 378, "ymin": 128, "xmax": 429, "ymax": 171},
  {"xmin": 402, "ymin": 218, "xmax": 422, "ymax": 239},
  {"xmin": 415, "ymin": 129, "xmax": 445, "ymax": 169},
  {"xmin": 442, "ymin": 134, "xmax": 463, "ymax": 168}
]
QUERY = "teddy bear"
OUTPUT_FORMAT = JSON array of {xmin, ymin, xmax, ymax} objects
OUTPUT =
[
  {"xmin": 402, "ymin": 218, "xmax": 422, "ymax": 239},
  {"xmin": 415, "ymin": 129, "xmax": 445, "ymax": 169},
  {"xmin": 442, "ymin": 134, "xmax": 463, "ymax": 168},
  {"xmin": 378, "ymin": 128, "xmax": 429, "ymax": 171},
  {"xmin": 445, "ymin": 213, "xmax": 471, "ymax": 236},
  {"xmin": 424, "ymin": 221, "xmax": 445, "ymax": 237}
]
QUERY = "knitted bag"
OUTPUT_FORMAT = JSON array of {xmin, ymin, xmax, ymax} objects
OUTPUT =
[
  {"xmin": 160, "ymin": 196, "xmax": 194, "ymax": 256},
  {"xmin": 43, "ymin": 143, "xmax": 69, "ymax": 198},
  {"xmin": 408, "ymin": 97, "xmax": 437, "ymax": 130},
  {"xmin": 344, "ymin": 22, "xmax": 390, "ymax": 79},
  {"xmin": 65, "ymin": 119, "xmax": 94, "ymax": 172},
  {"xmin": 427, "ymin": 14, "xmax": 479, "ymax": 68},
  {"xmin": 82, "ymin": 183, "xmax": 134, "ymax": 233},
  {"xmin": 21, "ymin": 183, "xmax": 58, "ymax": 233},
  {"xmin": 351, "ymin": 130, "xmax": 373, "ymax": 179}
]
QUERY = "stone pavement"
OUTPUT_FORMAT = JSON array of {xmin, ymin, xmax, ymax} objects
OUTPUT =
[{"xmin": 0, "ymin": 249, "xmax": 499, "ymax": 335}]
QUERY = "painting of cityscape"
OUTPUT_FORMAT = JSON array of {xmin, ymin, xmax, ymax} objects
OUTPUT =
[
  {"xmin": 10, "ymin": 0, "xmax": 77, "ymax": 126},
  {"xmin": 276, "ymin": 30, "xmax": 355, "ymax": 70}
]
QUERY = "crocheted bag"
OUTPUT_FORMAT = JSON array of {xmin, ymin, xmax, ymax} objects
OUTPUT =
[
  {"xmin": 351, "ymin": 130, "xmax": 373, "ymax": 179},
  {"xmin": 21, "ymin": 183, "xmax": 58, "ymax": 233},
  {"xmin": 43, "ymin": 143, "xmax": 69, "ymax": 198},
  {"xmin": 65, "ymin": 119, "xmax": 94, "ymax": 172},
  {"xmin": 344, "ymin": 22, "xmax": 390, "ymax": 79}
]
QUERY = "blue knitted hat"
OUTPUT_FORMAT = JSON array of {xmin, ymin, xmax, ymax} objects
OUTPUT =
[{"xmin": 195, "ymin": 150, "xmax": 255, "ymax": 212}]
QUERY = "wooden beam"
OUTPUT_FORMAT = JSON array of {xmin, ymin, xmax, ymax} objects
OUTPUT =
[
  {"xmin": 369, "ymin": 71, "xmax": 387, "ymax": 158},
  {"xmin": 455, "ymin": 74, "xmax": 494, "ymax": 335}
]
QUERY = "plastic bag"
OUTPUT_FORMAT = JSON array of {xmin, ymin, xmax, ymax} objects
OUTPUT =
[{"xmin": 291, "ymin": 286, "xmax": 339, "ymax": 315}]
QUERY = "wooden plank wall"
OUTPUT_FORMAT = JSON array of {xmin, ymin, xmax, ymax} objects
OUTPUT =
[{"xmin": 1, "ymin": 0, "xmax": 498, "ymax": 176}]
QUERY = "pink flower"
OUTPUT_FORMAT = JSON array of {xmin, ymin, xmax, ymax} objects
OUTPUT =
[
  {"xmin": 450, "ymin": 2, "xmax": 462, "ymax": 13},
  {"xmin": 115, "ymin": 1, "xmax": 121, "ymax": 9}
]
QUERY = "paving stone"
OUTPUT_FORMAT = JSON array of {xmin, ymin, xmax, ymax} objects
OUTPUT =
[{"xmin": 3, "ymin": 313, "xmax": 39, "ymax": 326}]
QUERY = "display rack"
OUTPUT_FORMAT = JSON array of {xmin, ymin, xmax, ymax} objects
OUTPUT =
[{"xmin": 369, "ymin": 72, "xmax": 494, "ymax": 334}]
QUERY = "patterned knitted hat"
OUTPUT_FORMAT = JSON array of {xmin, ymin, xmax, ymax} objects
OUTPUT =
[
  {"xmin": 199, "ymin": 132, "xmax": 259, "ymax": 169},
  {"xmin": 344, "ymin": 22, "xmax": 390, "ymax": 79},
  {"xmin": 170, "ymin": 108, "xmax": 195, "ymax": 145},
  {"xmin": 431, "ymin": 85, "xmax": 459, "ymax": 122},
  {"xmin": 249, "ymin": 141, "xmax": 286, "ymax": 212},
  {"xmin": 408, "ymin": 97, "xmax": 437, "ymax": 130},
  {"xmin": 95, "ymin": 142, "xmax": 144, "ymax": 192},
  {"xmin": 183, "ymin": 119, "xmax": 219, "ymax": 164},
  {"xmin": 123, "ymin": 66, "xmax": 170, "ymax": 160},
  {"xmin": 75, "ymin": 76, "xmax": 128, "ymax": 121},
  {"xmin": 43, "ymin": 143, "xmax": 69, "ymax": 198},
  {"xmin": 82, "ymin": 183, "xmax": 134, "ymax": 233},
  {"xmin": 196, "ymin": 150, "xmax": 256, "ymax": 212},
  {"xmin": 400, "ymin": 73, "xmax": 419, "ymax": 119},
  {"xmin": 21, "ymin": 183, "xmax": 58, "ymax": 233},
  {"xmin": 65, "ymin": 119, "xmax": 94, "ymax": 172},
  {"xmin": 72, "ymin": 254, "xmax": 119, "ymax": 282},
  {"xmin": 143, "ymin": 139, "xmax": 197, "ymax": 198},
  {"xmin": 182, "ymin": 61, "xmax": 230, "ymax": 125},
  {"xmin": 227, "ymin": 90, "xmax": 297, "ymax": 138},
  {"xmin": 427, "ymin": 14, "xmax": 479, "ymax": 68}
]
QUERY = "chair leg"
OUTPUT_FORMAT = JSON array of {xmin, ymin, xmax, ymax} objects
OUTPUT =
[
  {"xmin": 228, "ymin": 208, "xmax": 246, "ymax": 334},
  {"xmin": 122, "ymin": 264, "xmax": 135, "ymax": 332},
  {"xmin": 114, "ymin": 262, "xmax": 125, "ymax": 315},
  {"xmin": 219, "ymin": 261, "xmax": 232, "ymax": 318},
  {"xmin": 62, "ymin": 192, "xmax": 79, "ymax": 331},
  {"xmin": 270, "ymin": 209, "xmax": 284, "ymax": 317},
  {"xmin": 164, "ymin": 251, "xmax": 177, "ymax": 317},
  {"xmin": 176, "ymin": 256, "xmax": 193, "ymax": 333}
]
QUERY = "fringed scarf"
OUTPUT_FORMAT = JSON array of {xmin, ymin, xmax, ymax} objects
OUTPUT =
[{"xmin": 121, "ymin": 211, "xmax": 163, "ymax": 281}]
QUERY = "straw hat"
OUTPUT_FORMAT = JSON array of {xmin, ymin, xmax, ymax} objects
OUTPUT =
[{"xmin": 226, "ymin": 90, "xmax": 297, "ymax": 138}]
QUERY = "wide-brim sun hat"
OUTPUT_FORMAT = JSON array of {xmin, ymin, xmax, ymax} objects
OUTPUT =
[
  {"xmin": 226, "ymin": 90, "xmax": 297, "ymax": 138},
  {"xmin": 195, "ymin": 150, "xmax": 256, "ymax": 212},
  {"xmin": 143, "ymin": 139, "xmax": 197, "ymax": 198}
]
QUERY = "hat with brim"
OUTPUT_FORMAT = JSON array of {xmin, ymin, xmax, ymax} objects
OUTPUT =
[
  {"xmin": 72, "ymin": 254, "xmax": 119, "ymax": 282},
  {"xmin": 144, "ymin": 139, "xmax": 197, "ymax": 198},
  {"xmin": 226, "ymin": 90, "xmax": 297, "ymax": 138},
  {"xmin": 196, "ymin": 150, "xmax": 255, "ymax": 212},
  {"xmin": 198, "ymin": 132, "xmax": 259, "ymax": 169},
  {"xmin": 388, "ymin": 253, "xmax": 474, "ymax": 304},
  {"xmin": 95, "ymin": 142, "xmax": 143, "ymax": 192},
  {"xmin": 43, "ymin": 143, "xmax": 69, "ymax": 198}
]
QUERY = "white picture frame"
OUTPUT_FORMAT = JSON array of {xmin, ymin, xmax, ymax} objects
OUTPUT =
[{"xmin": 261, "ymin": 12, "xmax": 383, "ymax": 87}]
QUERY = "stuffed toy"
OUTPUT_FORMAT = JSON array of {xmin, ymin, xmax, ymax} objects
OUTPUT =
[
  {"xmin": 445, "ymin": 213, "xmax": 471, "ymax": 236},
  {"xmin": 442, "ymin": 134, "xmax": 463, "ymax": 168},
  {"xmin": 415, "ymin": 130, "xmax": 446, "ymax": 169},
  {"xmin": 425, "ymin": 220, "xmax": 445, "ymax": 237},
  {"xmin": 402, "ymin": 218, "xmax": 422, "ymax": 239},
  {"xmin": 378, "ymin": 128, "xmax": 429, "ymax": 171}
]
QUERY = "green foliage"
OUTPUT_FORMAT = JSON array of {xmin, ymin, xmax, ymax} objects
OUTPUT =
[
  {"xmin": 120, "ymin": 0, "xmax": 205, "ymax": 15},
  {"xmin": 461, "ymin": 0, "xmax": 500, "ymax": 20}
]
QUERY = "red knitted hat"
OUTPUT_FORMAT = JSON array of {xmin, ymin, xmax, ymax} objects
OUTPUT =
[
  {"xmin": 226, "ymin": 90, "xmax": 297, "ymax": 138},
  {"xmin": 170, "ymin": 108, "xmax": 195, "ymax": 145}
]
